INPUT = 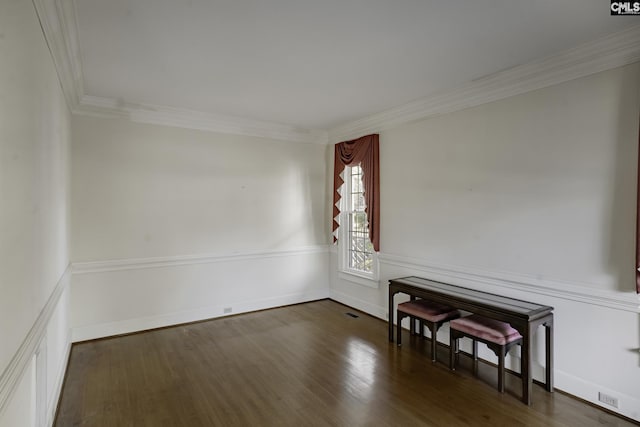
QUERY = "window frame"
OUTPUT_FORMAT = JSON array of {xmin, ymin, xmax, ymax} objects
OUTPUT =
[{"xmin": 338, "ymin": 165, "xmax": 379, "ymax": 285}]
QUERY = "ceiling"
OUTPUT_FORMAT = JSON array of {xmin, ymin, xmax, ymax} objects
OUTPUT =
[{"xmin": 73, "ymin": 0, "xmax": 637, "ymax": 132}]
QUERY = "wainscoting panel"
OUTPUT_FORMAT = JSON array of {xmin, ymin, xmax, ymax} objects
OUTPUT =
[
  {"xmin": 71, "ymin": 246, "xmax": 331, "ymax": 342},
  {"xmin": 0, "ymin": 268, "xmax": 72, "ymax": 427}
]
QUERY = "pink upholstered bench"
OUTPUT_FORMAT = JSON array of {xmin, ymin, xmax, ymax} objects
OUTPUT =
[
  {"xmin": 449, "ymin": 314, "xmax": 523, "ymax": 393},
  {"xmin": 397, "ymin": 300, "xmax": 460, "ymax": 363}
]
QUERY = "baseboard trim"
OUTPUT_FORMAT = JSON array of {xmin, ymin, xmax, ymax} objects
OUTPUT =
[
  {"xmin": 329, "ymin": 289, "xmax": 387, "ymax": 321},
  {"xmin": 555, "ymin": 370, "xmax": 640, "ymax": 422},
  {"xmin": 72, "ymin": 245, "xmax": 330, "ymax": 275},
  {"xmin": 71, "ymin": 288, "xmax": 330, "ymax": 342},
  {"xmin": 378, "ymin": 253, "xmax": 639, "ymax": 312},
  {"xmin": 0, "ymin": 265, "xmax": 71, "ymax": 416}
]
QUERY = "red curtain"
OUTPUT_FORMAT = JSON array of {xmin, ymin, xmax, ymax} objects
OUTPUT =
[{"xmin": 333, "ymin": 134, "xmax": 380, "ymax": 252}]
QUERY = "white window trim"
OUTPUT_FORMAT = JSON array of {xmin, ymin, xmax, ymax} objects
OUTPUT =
[
  {"xmin": 338, "ymin": 166, "xmax": 379, "ymax": 287},
  {"xmin": 338, "ymin": 269, "xmax": 379, "ymax": 289}
]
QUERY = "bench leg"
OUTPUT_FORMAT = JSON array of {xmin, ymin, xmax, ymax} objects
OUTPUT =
[
  {"xmin": 397, "ymin": 312, "xmax": 404, "ymax": 347},
  {"xmin": 429, "ymin": 323, "xmax": 438, "ymax": 362},
  {"xmin": 450, "ymin": 334, "xmax": 457, "ymax": 370},
  {"xmin": 449, "ymin": 333, "xmax": 456, "ymax": 371},
  {"xmin": 498, "ymin": 346, "xmax": 506, "ymax": 393},
  {"xmin": 472, "ymin": 339, "xmax": 478, "ymax": 376},
  {"xmin": 409, "ymin": 299, "xmax": 416, "ymax": 335}
]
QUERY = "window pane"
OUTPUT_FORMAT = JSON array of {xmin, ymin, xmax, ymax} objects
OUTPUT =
[
  {"xmin": 364, "ymin": 238, "xmax": 374, "ymax": 253},
  {"xmin": 350, "ymin": 250, "xmax": 358, "ymax": 269},
  {"xmin": 363, "ymin": 253, "xmax": 373, "ymax": 272},
  {"xmin": 351, "ymin": 193, "xmax": 365, "ymax": 211},
  {"xmin": 344, "ymin": 165, "xmax": 373, "ymax": 275},
  {"xmin": 349, "ymin": 234, "xmax": 358, "ymax": 249},
  {"xmin": 351, "ymin": 213, "xmax": 366, "ymax": 233},
  {"xmin": 351, "ymin": 194, "xmax": 360, "ymax": 211},
  {"xmin": 351, "ymin": 175, "xmax": 360, "ymax": 193},
  {"xmin": 356, "ymin": 237, "xmax": 366, "ymax": 252}
]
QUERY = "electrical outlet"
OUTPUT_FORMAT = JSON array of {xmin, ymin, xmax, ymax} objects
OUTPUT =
[
  {"xmin": 223, "ymin": 307, "xmax": 232, "ymax": 314},
  {"xmin": 598, "ymin": 392, "xmax": 619, "ymax": 408}
]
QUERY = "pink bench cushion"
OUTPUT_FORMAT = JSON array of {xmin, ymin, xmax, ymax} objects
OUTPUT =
[
  {"xmin": 450, "ymin": 315, "xmax": 522, "ymax": 345},
  {"xmin": 397, "ymin": 300, "xmax": 459, "ymax": 323}
]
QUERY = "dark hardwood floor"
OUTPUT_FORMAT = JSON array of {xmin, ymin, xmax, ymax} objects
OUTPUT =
[{"xmin": 55, "ymin": 300, "xmax": 636, "ymax": 426}]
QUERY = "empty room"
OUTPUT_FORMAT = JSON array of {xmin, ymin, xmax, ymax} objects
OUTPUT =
[{"xmin": 1, "ymin": 0, "xmax": 640, "ymax": 426}]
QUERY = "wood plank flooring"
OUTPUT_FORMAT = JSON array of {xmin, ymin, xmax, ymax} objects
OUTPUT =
[{"xmin": 55, "ymin": 300, "xmax": 636, "ymax": 426}]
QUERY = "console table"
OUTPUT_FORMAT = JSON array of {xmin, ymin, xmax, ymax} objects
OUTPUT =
[{"xmin": 388, "ymin": 276, "xmax": 554, "ymax": 405}]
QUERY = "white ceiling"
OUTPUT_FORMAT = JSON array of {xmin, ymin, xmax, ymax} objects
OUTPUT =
[{"xmin": 74, "ymin": 0, "xmax": 637, "ymax": 131}]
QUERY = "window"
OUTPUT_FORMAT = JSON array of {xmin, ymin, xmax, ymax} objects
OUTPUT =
[{"xmin": 340, "ymin": 165, "xmax": 377, "ymax": 279}]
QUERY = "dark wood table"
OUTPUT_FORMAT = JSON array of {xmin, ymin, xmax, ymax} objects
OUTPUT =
[{"xmin": 388, "ymin": 276, "xmax": 553, "ymax": 405}]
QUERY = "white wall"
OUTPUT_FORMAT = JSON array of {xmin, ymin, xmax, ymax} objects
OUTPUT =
[
  {"xmin": 3, "ymin": 1, "xmax": 638, "ymax": 422},
  {"xmin": 0, "ymin": 0, "xmax": 72, "ymax": 425},
  {"xmin": 70, "ymin": 116, "xmax": 330, "ymax": 340},
  {"xmin": 330, "ymin": 63, "xmax": 640, "ymax": 420}
]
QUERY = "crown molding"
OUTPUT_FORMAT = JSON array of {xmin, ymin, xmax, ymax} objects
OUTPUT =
[
  {"xmin": 329, "ymin": 24, "xmax": 640, "ymax": 143},
  {"xmin": 34, "ymin": 0, "xmax": 640, "ymax": 146},
  {"xmin": 32, "ymin": 0, "xmax": 328, "ymax": 145},
  {"xmin": 75, "ymin": 95, "xmax": 329, "ymax": 144},
  {"xmin": 32, "ymin": 0, "xmax": 84, "ymax": 109}
]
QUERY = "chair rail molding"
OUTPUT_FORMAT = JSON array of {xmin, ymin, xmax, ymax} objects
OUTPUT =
[
  {"xmin": 378, "ymin": 253, "xmax": 640, "ymax": 313},
  {"xmin": 72, "ymin": 245, "xmax": 331, "ymax": 275}
]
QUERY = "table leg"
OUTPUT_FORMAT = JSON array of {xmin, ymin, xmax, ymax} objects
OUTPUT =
[
  {"xmin": 545, "ymin": 316, "xmax": 554, "ymax": 392},
  {"xmin": 521, "ymin": 324, "xmax": 533, "ymax": 405},
  {"xmin": 389, "ymin": 289, "xmax": 395, "ymax": 342},
  {"xmin": 409, "ymin": 295, "xmax": 416, "ymax": 336}
]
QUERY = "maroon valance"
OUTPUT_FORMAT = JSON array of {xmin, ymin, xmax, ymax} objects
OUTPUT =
[{"xmin": 333, "ymin": 134, "xmax": 380, "ymax": 252}]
